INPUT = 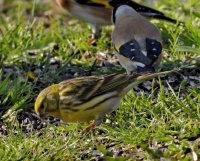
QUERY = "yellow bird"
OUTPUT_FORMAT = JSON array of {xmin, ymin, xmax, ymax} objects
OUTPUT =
[
  {"xmin": 35, "ymin": 69, "xmax": 179, "ymax": 132},
  {"xmin": 111, "ymin": 4, "xmax": 163, "ymax": 74},
  {"xmin": 55, "ymin": 0, "xmax": 177, "ymax": 37}
]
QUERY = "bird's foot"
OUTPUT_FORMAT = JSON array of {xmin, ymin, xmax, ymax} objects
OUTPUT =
[{"xmin": 79, "ymin": 122, "xmax": 96, "ymax": 136}]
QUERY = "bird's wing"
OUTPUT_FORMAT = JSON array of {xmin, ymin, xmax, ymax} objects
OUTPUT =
[
  {"xmin": 146, "ymin": 38, "xmax": 162, "ymax": 66},
  {"xmin": 75, "ymin": 0, "xmax": 111, "ymax": 8},
  {"xmin": 110, "ymin": 0, "xmax": 177, "ymax": 23},
  {"xmin": 91, "ymin": 74, "xmax": 136, "ymax": 97},
  {"xmin": 75, "ymin": 0, "xmax": 177, "ymax": 23},
  {"xmin": 116, "ymin": 38, "xmax": 162, "ymax": 65},
  {"xmin": 59, "ymin": 74, "xmax": 137, "ymax": 103},
  {"xmin": 117, "ymin": 39, "xmax": 153, "ymax": 65}
]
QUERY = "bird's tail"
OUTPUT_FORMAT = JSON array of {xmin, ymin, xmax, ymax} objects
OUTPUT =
[{"xmin": 134, "ymin": 68, "xmax": 180, "ymax": 82}]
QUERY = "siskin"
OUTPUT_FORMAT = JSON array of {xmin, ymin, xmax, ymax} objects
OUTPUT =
[{"xmin": 35, "ymin": 69, "xmax": 178, "ymax": 133}]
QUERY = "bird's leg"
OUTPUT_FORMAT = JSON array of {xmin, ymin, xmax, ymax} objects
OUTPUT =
[
  {"xmin": 87, "ymin": 24, "xmax": 100, "ymax": 45},
  {"xmin": 90, "ymin": 23, "xmax": 101, "ymax": 38},
  {"xmin": 84, "ymin": 122, "xmax": 96, "ymax": 132},
  {"xmin": 84, "ymin": 118, "xmax": 102, "ymax": 132},
  {"xmin": 80, "ymin": 119, "xmax": 102, "ymax": 135},
  {"xmin": 137, "ymin": 66, "xmax": 155, "ymax": 73},
  {"xmin": 79, "ymin": 122, "xmax": 96, "ymax": 136}
]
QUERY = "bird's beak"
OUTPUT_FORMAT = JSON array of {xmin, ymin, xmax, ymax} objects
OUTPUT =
[{"xmin": 39, "ymin": 113, "xmax": 47, "ymax": 120}]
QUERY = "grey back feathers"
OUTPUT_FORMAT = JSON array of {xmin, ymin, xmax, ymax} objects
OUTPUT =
[{"xmin": 112, "ymin": 4, "xmax": 136, "ymax": 25}]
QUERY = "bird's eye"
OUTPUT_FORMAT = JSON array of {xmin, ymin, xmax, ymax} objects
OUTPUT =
[{"xmin": 40, "ymin": 104, "xmax": 45, "ymax": 109}]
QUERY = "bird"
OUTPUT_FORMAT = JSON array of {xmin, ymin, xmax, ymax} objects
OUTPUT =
[
  {"xmin": 34, "ymin": 68, "xmax": 179, "ymax": 133},
  {"xmin": 55, "ymin": 0, "xmax": 177, "ymax": 37},
  {"xmin": 111, "ymin": 4, "xmax": 163, "ymax": 74}
]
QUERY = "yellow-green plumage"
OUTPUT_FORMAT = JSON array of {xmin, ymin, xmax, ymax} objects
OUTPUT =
[{"xmin": 35, "ymin": 69, "xmax": 179, "ymax": 131}]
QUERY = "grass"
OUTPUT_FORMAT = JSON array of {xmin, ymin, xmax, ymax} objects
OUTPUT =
[{"xmin": 0, "ymin": 0, "xmax": 200, "ymax": 160}]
